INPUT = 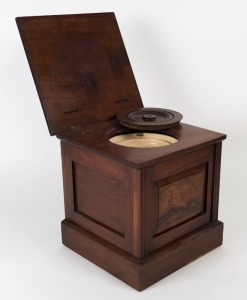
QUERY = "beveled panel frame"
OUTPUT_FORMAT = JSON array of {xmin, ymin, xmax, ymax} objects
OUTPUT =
[
  {"xmin": 156, "ymin": 164, "xmax": 207, "ymax": 235},
  {"xmin": 60, "ymin": 140, "xmax": 146, "ymax": 258},
  {"xmin": 149, "ymin": 146, "xmax": 215, "ymax": 252},
  {"xmin": 61, "ymin": 141, "xmax": 126, "ymax": 249},
  {"xmin": 72, "ymin": 161, "xmax": 126, "ymax": 237}
]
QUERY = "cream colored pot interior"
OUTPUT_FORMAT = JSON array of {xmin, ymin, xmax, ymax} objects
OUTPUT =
[{"xmin": 109, "ymin": 132, "xmax": 177, "ymax": 148}]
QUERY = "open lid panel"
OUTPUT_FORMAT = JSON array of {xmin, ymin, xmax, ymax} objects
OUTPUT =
[{"xmin": 16, "ymin": 13, "xmax": 143, "ymax": 135}]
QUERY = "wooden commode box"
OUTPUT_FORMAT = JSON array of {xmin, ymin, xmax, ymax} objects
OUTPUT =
[{"xmin": 16, "ymin": 13, "xmax": 226, "ymax": 291}]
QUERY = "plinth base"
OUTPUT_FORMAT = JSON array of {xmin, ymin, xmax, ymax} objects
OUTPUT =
[{"xmin": 61, "ymin": 219, "xmax": 223, "ymax": 291}]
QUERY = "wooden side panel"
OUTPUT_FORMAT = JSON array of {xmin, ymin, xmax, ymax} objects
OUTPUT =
[
  {"xmin": 61, "ymin": 141, "xmax": 156, "ymax": 258},
  {"xmin": 157, "ymin": 165, "xmax": 207, "ymax": 234},
  {"xmin": 61, "ymin": 141, "xmax": 127, "ymax": 249},
  {"xmin": 73, "ymin": 162, "xmax": 125, "ymax": 236},
  {"xmin": 149, "ymin": 146, "xmax": 215, "ymax": 251}
]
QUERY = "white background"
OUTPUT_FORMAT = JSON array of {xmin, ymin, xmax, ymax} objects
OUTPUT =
[{"xmin": 1, "ymin": 0, "xmax": 247, "ymax": 299}]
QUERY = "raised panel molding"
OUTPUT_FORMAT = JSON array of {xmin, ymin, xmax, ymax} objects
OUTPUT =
[
  {"xmin": 156, "ymin": 165, "xmax": 207, "ymax": 235},
  {"xmin": 72, "ymin": 161, "xmax": 126, "ymax": 237}
]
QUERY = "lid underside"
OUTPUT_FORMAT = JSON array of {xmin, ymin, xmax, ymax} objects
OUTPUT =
[{"xmin": 16, "ymin": 13, "xmax": 143, "ymax": 135}]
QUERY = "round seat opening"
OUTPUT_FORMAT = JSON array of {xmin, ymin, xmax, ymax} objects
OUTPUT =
[{"xmin": 109, "ymin": 132, "xmax": 177, "ymax": 148}]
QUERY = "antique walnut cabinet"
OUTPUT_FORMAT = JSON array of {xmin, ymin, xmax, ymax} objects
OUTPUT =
[{"xmin": 16, "ymin": 13, "xmax": 226, "ymax": 291}]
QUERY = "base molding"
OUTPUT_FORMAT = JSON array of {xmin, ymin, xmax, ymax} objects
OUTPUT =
[{"xmin": 61, "ymin": 219, "xmax": 223, "ymax": 291}]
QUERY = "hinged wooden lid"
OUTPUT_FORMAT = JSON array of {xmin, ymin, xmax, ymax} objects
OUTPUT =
[{"xmin": 16, "ymin": 13, "xmax": 143, "ymax": 135}]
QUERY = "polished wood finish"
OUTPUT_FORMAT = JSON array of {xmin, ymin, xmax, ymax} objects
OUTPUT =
[
  {"xmin": 116, "ymin": 107, "xmax": 183, "ymax": 131},
  {"xmin": 58, "ymin": 116, "xmax": 226, "ymax": 290},
  {"xmin": 157, "ymin": 165, "xmax": 207, "ymax": 233},
  {"xmin": 60, "ymin": 130, "xmax": 225, "ymax": 260},
  {"xmin": 57, "ymin": 121, "xmax": 226, "ymax": 168},
  {"xmin": 16, "ymin": 13, "xmax": 142, "ymax": 135},
  {"xmin": 62, "ymin": 219, "xmax": 223, "ymax": 291},
  {"xmin": 16, "ymin": 12, "xmax": 226, "ymax": 291}
]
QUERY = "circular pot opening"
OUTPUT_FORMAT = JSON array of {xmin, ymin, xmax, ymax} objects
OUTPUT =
[{"xmin": 109, "ymin": 132, "xmax": 177, "ymax": 148}]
